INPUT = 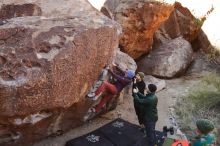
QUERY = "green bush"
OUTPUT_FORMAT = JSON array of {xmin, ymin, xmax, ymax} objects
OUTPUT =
[{"xmin": 175, "ymin": 73, "xmax": 220, "ymax": 143}]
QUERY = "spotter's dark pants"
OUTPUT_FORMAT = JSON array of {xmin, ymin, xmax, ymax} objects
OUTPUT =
[{"xmin": 144, "ymin": 120, "xmax": 157, "ymax": 146}]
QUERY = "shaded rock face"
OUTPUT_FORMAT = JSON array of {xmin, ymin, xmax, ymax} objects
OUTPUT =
[
  {"xmin": 137, "ymin": 37, "xmax": 193, "ymax": 78},
  {"xmin": 154, "ymin": 2, "xmax": 209, "ymax": 50},
  {"xmin": 191, "ymin": 30, "xmax": 211, "ymax": 52},
  {"xmin": 0, "ymin": 0, "xmax": 119, "ymax": 145},
  {"xmin": 101, "ymin": 0, "xmax": 174, "ymax": 59},
  {"xmin": 187, "ymin": 52, "xmax": 220, "ymax": 75}
]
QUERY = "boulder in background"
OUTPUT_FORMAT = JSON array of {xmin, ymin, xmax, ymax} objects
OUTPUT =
[
  {"xmin": 137, "ymin": 37, "xmax": 193, "ymax": 78},
  {"xmin": 101, "ymin": 0, "xmax": 174, "ymax": 59}
]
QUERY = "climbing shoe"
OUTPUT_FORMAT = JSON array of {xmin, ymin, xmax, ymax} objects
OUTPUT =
[
  {"xmin": 93, "ymin": 92, "xmax": 103, "ymax": 101},
  {"xmin": 87, "ymin": 92, "xmax": 95, "ymax": 98},
  {"xmin": 83, "ymin": 107, "xmax": 96, "ymax": 121}
]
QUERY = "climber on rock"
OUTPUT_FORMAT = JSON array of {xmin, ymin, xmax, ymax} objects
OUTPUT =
[{"xmin": 84, "ymin": 64, "xmax": 135, "ymax": 121}]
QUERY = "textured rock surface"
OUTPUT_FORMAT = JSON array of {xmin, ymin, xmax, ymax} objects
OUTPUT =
[
  {"xmin": 101, "ymin": 0, "xmax": 174, "ymax": 59},
  {"xmin": 191, "ymin": 30, "xmax": 211, "ymax": 52},
  {"xmin": 0, "ymin": 0, "xmax": 119, "ymax": 145},
  {"xmin": 0, "ymin": 3, "xmax": 42, "ymax": 20},
  {"xmin": 161, "ymin": 3, "xmax": 201, "ymax": 41},
  {"xmin": 174, "ymin": 0, "xmax": 220, "ymax": 52},
  {"xmin": 144, "ymin": 75, "xmax": 166, "ymax": 92},
  {"xmin": 187, "ymin": 52, "xmax": 220, "ymax": 75},
  {"xmin": 137, "ymin": 37, "xmax": 193, "ymax": 78},
  {"xmin": 113, "ymin": 49, "xmax": 137, "ymax": 71},
  {"xmin": 154, "ymin": 2, "xmax": 203, "ymax": 50}
]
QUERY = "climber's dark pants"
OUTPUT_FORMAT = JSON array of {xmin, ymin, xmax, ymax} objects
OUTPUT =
[{"xmin": 144, "ymin": 120, "xmax": 157, "ymax": 146}]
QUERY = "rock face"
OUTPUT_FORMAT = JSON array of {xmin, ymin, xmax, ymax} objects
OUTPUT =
[
  {"xmin": 113, "ymin": 49, "xmax": 137, "ymax": 71},
  {"xmin": 191, "ymin": 30, "xmax": 211, "ymax": 52},
  {"xmin": 137, "ymin": 37, "xmax": 193, "ymax": 78},
  {"xmin": 0, "ymin": 0, "xmax": 119, "ymax": 145},
  {"xmin": 144, "ymin": 75, "xmax": 166, "ymax": 92},
  {"xmin": 101, "ymin": 0, "xmax": 174, "ymax": 59},
  {"xmin": 187, "ymin": 52, "xmax": 220, "ymax": 75},
  {"xmin": 0, "ymin": 3, "xmax": 42, "ymax": 20},
  {"xmin": 154, "ymin": 2, "xmax": 210, "ymax": 51},
  {"xmin": 173, "ymin": 0, "xmax": 220, "ymax": 53}
]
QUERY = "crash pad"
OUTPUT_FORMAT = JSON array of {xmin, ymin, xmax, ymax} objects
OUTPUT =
[{"xmin": 66, "ymin": 118, "xmax": 165, "ymax": 146}]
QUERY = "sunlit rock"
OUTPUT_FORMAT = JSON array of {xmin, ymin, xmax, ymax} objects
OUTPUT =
[{"xmin": 101, "ymin": 0, "xmax": 174, "ymax": 59}]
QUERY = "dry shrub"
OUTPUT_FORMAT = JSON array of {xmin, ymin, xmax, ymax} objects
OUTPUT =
[{"xmin": 175, "ymin": 73, "xmax": 220, "ymax": 143}]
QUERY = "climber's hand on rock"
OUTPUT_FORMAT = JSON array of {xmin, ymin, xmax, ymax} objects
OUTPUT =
[{"xmin": 112, "ymin": 62, "xmax": 117, "ymax": 67}]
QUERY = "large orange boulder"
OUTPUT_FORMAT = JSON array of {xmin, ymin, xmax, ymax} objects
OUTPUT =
[
  {"xmin": 101, "ymin": 0, "xmax": 174, "ymax": 59},
  {"xmin": 0, "ymin": 0, "xmax": 119, "ymax": 145}
]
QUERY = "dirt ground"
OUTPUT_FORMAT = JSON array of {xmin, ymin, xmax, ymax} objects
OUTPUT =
[{"xmin": 34, "ymin": 75, "xmax": 201, "ymax": 146}]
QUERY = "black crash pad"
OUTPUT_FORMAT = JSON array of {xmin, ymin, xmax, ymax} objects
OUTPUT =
[{"xmin": 66, "ymin": 118, "xmax": 165, "ymax": 146}]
